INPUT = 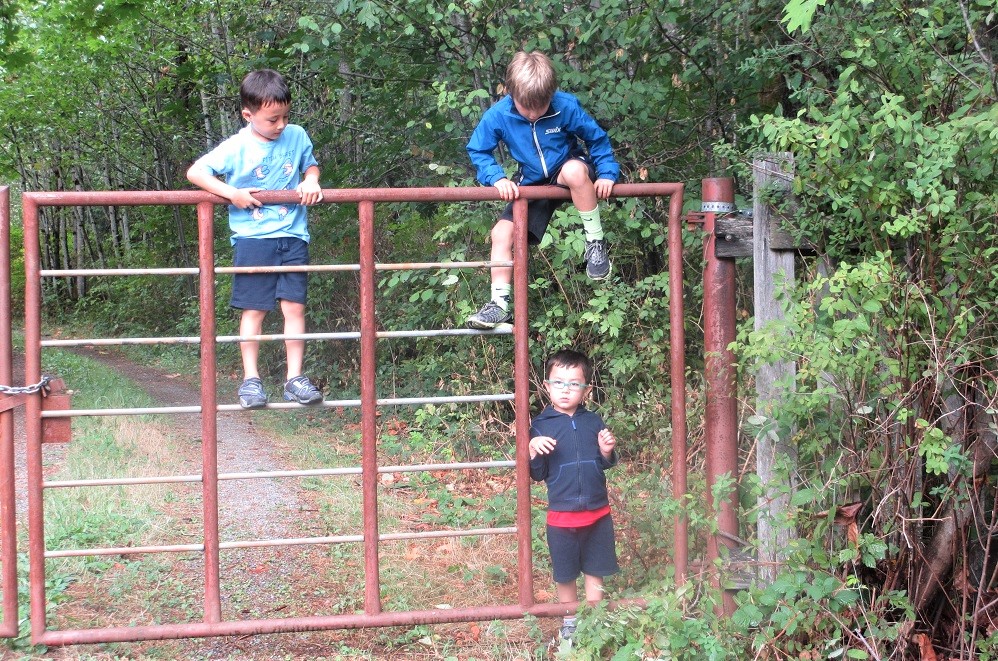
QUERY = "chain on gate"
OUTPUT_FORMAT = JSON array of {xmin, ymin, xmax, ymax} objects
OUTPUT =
[{"xmin": 0, "ymin": 375, "xmax": 52, "ymax": 397}]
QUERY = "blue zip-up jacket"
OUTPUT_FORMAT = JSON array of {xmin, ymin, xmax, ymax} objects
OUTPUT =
[
  {"xmin": 529, "ymin": 405, "xmax": 618, "ymax": 512},
  {"xmin": 467, "ymin": 91, "xmax": 620, "ymax": 187}
]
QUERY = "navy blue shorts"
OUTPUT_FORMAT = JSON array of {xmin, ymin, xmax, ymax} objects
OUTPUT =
[
  {"xmin": 499, "ymin": 157, "xmax": 597, "ymax": 244},
  {"xmin": 230, "ymin": 237, "xmax": 309, "ymax": 311},
  {"xmin": 546, "ymin": 513, "xmax": 619, "ymax": 584}
]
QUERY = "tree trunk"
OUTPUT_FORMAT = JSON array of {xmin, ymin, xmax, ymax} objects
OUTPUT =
[{"xmin": 914, "ymin": 377, "xmax": 998, "ymax": 611}]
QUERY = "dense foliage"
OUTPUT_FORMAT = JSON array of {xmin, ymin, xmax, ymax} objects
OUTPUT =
[{"xmin": 2, "ymin": 0, "xmax": 997, "ymax": 657}]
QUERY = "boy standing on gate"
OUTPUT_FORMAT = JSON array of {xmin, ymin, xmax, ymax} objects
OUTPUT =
[
  {"xmin": 187, "ymin": 69, "xmax": 325, "ymax": 409},
  {"xmin": 529, "ymin": 349, "xmax": 620, "ymax": 643},
  {"xmin": 465, "ymin": 50, "xmax": 620, "ymax": 329}
]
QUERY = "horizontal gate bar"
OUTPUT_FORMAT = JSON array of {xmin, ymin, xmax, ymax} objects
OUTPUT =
[
  {"xmin": 41, "ymin": 268, "xmax": 200, "ymax": 276},
  {"xmin": 36, "ymin": 599, "xmax": 648, "ymax": 646},
  {"xmin": 46, "ymin": 527, "xmax": 518, "ymax": 558},
  {"xmin": 41, "ymin": 326, "xmax": 512, "ymax": 347},
  {"xmin": 46, "ymin": 544, "xmax": 203, "ymax": 558},
  {"xmin": 39, "ymin": 260, "xmax": 512, "ymax": 278},
  {"xmin": 44, "ymin": 460, "xmax": 516, "ymax": 488},
  {"xmin": 219, "ymin": 526, "xmax": 518, "ymax": 551},
  {"xmin": 24, "ymin": 182, "xmax": 680, "ymax": 206},
  {"xmin": 39, "ymin": 393, "xmax": 515, "ymax": 417}
]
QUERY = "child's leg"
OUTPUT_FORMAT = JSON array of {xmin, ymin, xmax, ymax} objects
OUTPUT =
[
  {"xmin": 279, "ymin": 300, "xmax": 306, "ymax": 380},
  {"xmin": 489, "ymin": 219, "xmax": 514, "ymax": 306},
  {"xmin": 556, "ymin": 580, "xmax": 579, "ymax": 603},
  {"xmin": 239, "ymin": 309, "xmax": 267, "ymax": 379},
  {"xmin": 467, "ymin": 219, "xmax": 515, "ymax": 329},
  {"xmin": 558, "ymin": 159, "xmax": 610, "ymax": 279},
  {"xmin": 582, "ymin": 574, "xmax": 605, "ymax": 603},
  {"xmin": 556, "ymin": 580, "xmax": 580, "ymax": 641}
]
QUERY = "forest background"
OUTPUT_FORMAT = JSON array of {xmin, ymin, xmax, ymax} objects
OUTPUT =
[{"xmin": 1, "ymin": 0, "xmax": 997, "ymax": 658}]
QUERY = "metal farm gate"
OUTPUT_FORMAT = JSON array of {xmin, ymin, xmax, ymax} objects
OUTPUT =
[{"xmin": 0, "ymin": 183, "xmax": 688, "ymax": 645}]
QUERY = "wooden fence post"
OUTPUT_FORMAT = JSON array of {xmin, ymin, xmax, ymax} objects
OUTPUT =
[{"xmin": 753, "ymin": 153, "xmax": 799, "ymax": 582}]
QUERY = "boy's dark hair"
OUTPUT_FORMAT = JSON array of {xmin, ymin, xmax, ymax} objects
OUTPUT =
[
  {"xmin": 545, "ymin": 349, "xmax": 593, "ymax": 384},
  {"xmin": 240, "ymin": 69, "xmax": 292, "ymax": 112},
  {"xmin": 505, "ymin": 51, "xmax": 557, "ymax": 111}
]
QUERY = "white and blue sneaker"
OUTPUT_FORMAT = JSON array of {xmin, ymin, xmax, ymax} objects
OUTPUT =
[
  {"xmin": 283, "ymin": 375, "xmax": 323, "ymax": 405},
  {"xmin": 466, "ymin": 301, "xmax": 512, "ymax": 329}
]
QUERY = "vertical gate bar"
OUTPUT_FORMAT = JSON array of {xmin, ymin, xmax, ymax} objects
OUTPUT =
[
  {"xmin": 511, "ymin": 198, "xmax": 533, "ymax": 608},
  {"xmin": 197, "ymin": 201, "xmax": 222, "ymax": 623},
  {"xmin": 667, "ymin": 188, "xmax": 689, "ymax": 584},
  {"xmin": 701, "ymin": 178, "xmax": 738, "ymax": 614},
  {"xmin": 358, "ymin": 200, "xmax": 382, "ymax": 614},
  {"xmin": 22, "ymin": 196, "xmax": 46, "ymax": 641},
  {"xmin": 0, "ymin": 186, "xmax": 17, "ymax": 637}
]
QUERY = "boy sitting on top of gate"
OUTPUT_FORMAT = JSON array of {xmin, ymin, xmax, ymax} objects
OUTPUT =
[
  {"xmin": 465, "ymin": 50, "xmax": 621, "ymax": 329},
  {"xmin": 187, "ymin": 69, "xmax": 325, "ymax": 409}
]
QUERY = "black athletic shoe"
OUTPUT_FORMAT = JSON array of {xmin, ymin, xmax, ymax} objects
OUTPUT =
[{"xmin": 584, "ymin": 239, "xmax": 611, "ymax": 280}]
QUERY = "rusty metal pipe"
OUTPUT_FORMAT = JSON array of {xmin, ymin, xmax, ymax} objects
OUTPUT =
[
  {"xmin": 701, "ymin": 178, "xmax": 739, "ymax": 614},
  {"xmin": 511, "ymin": 198, "xmax": 534, "ymax": 608},
  {"xmin": 23, "ymin": 184, "xmax": 681, "ymax": 208},
  {"xmin": 0, "ymin": 186, "xmax": 16, "ymax": 637},
  {"xmin": 37, "ymin": 598, "xmax": 648, "ymax": 646},
  {"xmin": 358, "ymin": 200, "xmax": 382, "ymax": 615},
  {"xmin": 196, "ymin": 202, "xmax": 222, "ymax": 624},
  {"xmin": 22, "ymin": 196, "xmax": 47, "ymax": 643},
  {"xmin": 668, "ymin": 185, "xmax": 689, "ymax": 584}
]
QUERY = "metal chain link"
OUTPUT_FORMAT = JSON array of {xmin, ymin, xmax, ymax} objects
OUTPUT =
[{"xmin": 0, "ymin": 375, "xmax": 52, "ymax": 396}]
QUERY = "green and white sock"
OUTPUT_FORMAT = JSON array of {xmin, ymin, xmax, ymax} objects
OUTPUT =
[
  {"xmin": 490, "ymin": 283, "xmax": 511, "ymax": 311},
  {"xmin": 579, "ymin": 206, "xmax": 604, "ymax": 241}
]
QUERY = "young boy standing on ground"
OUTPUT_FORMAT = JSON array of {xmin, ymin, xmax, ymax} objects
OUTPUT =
[
  {"xmin": 187, "ymin": 69, "xmax": 324, "ymax": 409},
  {"xmin": 529, "ymin": 349, "xmax": 620, "ymax": 642},
  {"xmin": 465, "ymin": 51, "xmax": 620, "ymax": 329}
]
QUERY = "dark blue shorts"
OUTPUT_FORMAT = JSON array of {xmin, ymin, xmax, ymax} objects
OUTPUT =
[
  {"xmin": 546, "ymin": 513, "xmax": 619, "ymax": 583},
  {"xmin": 230, "ymin": 237, "xmax": 309, "ymax": 311},
  {"xmin": 499, "ymin": 157, "xmax": 597, "ymax": 244}
]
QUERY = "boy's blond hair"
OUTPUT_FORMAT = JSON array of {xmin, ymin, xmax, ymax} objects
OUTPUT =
[{"xmin": 505, "ymin": 51, "xmax": 558, "ymax": 111}]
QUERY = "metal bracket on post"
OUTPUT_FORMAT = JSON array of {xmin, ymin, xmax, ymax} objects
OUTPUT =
[{"xmin": 41, "ymin": 378, "xmax": 72, "ymax": 444}]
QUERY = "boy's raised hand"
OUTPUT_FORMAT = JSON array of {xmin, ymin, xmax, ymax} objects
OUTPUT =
[
  {"xmin": 594, "ymin": 178, "xmax": 615, "ymax": 199},
  {"xmin": 598, "ymin": 428, "xmax": 616, "ymax": 458},
  {"xmin": 493, "ymin": 178, "xmax": 519, "ymax": 201},
  {"xmin": 528, "ymin": 435, "xmax": 557, "ymax": 460}
]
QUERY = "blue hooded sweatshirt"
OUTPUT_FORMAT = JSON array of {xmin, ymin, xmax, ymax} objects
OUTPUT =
[
  {"xmin": 529, "ymin": 404, "xmax": 618, "ymax": 512},
  {"xmin": 466, "ymin": 91, "xmax": 620, "ymax": 187}
]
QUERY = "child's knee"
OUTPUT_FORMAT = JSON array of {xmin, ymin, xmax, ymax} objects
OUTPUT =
[
  {"xmin": 491, "ymin": 220, "xmax": 514, "ymax": 244},
  {"xmin": 559, "ymin": 160, "xmax": 592, "ymax": 189}
]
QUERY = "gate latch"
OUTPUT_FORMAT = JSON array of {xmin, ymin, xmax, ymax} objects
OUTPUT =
[{"xmin": 41, "ymin": 377, "xmax": 73, "ymax": 443}]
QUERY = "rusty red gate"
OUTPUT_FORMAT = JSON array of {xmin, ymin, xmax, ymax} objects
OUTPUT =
[{"xmin": 0, "ymin": 183, "xmax": 687, "ymax": 645}]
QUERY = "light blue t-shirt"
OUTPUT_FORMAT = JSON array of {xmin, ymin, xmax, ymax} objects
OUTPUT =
[{"xmin": 193, "ymin": 124, "xmax": 319, "ymax": 244}]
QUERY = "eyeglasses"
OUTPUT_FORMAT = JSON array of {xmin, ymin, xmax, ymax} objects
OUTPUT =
[{"xmin": 545, "ymin": 379, "xmax": 590, "ymax": 391}]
